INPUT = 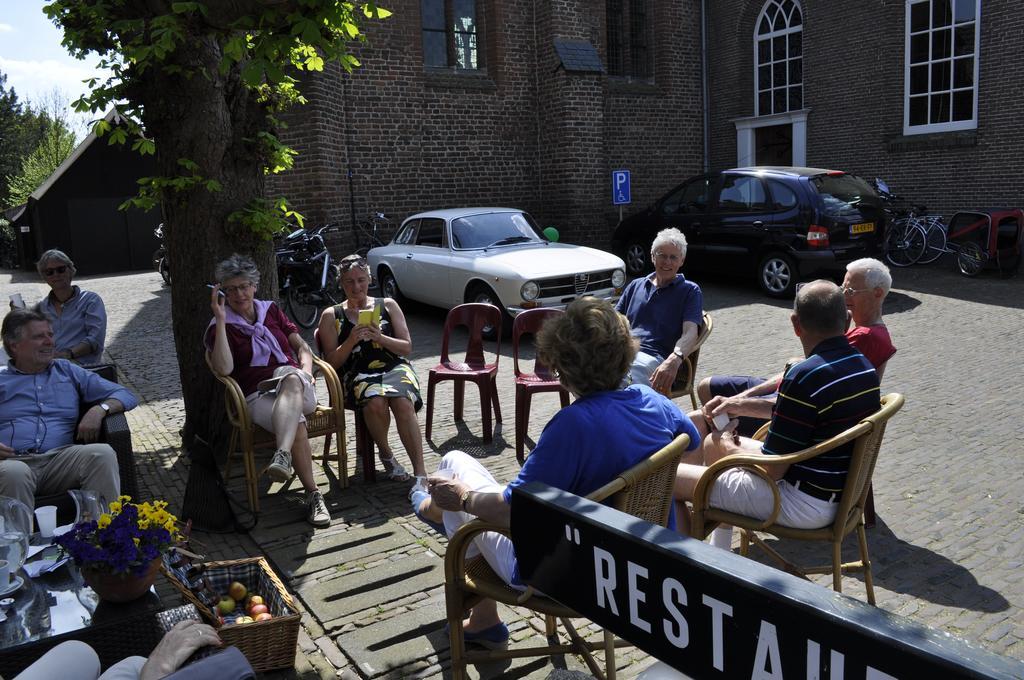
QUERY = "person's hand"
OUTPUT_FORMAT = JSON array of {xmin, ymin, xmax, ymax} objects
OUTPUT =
[
  {"xmin": 139, "ymin": 619, "xmax": 222, "ymax": 680},
  {"xmin": 427, "ymin": 475, "xmax": 470, "ymax": 512},
  {"xmin": 0, "ymin": 443, "xmax": 15, "ymax": 460},
  {"xmin": 364, "ymin": 322, "xmax": 384, "ymax": 344},
  {"xmin": 210, "ymin": 284, "xmax": 227, "ymax": 322},
  {"xmin": 649, "ymin": 356, "xmax": 681, "ymax": 395},
  {"xmin": 349, "ymin": 323, "xmax": 375, "ymax": 345},
  {"xmin": 708, "ymin": 419, "xmax": 741, "ymax": 448},
  {"xmin": 76, "ymin": 406, "xmax": 106, "ymax": 443},
  {"xmin": 701, "ymin": 395, "xmax": 734, "ymax": 420}
]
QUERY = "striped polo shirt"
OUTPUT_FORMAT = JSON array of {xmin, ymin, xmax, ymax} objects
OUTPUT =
[{"xmin": 762, "ymin": 335, "xmax": 881, "ymax": 498}]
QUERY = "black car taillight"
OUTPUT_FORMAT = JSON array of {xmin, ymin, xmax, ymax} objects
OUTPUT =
[{"xmin": 807, "ymin": 225, "xmax": 830, "ymax": 248}]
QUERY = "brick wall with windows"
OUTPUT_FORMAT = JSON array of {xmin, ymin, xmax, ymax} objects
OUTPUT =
[
  {"xmin": 268, "ymin": 0, "xmax": 704, "ymax": 255},
  {"xmin": 707, "ymin": 0, "xmax": 1023, "ymax": 219}
]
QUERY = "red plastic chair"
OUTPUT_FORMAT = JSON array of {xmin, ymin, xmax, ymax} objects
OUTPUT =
[
  {"xmin": 425, "ymin": 303, "xmax": 503, "ymax": 443},
  {"xmin": 512, "ymin": 308, "xmax": 570, "ymax": 464},
  {"xmin": 314, "ymin": 328, "xmax": 377, "ymax": 483}
]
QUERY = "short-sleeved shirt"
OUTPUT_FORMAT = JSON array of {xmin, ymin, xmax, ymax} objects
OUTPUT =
[
  {"xmin": 762, "ymin": 335, "xmax": 881, "ymax": 497},
  {"xmin": 0, "ymin": 359, "xmax": 139, "ymax": 454},
  {"xmin": 846, "ymin": 324, "xmax": 896, "ymax": 369},
  {"xmin": 503, "ymin": 384, "xmax": 702, "ymax": 529},
  {"xmin": 35, "ymin": 286, "xmax": 107, "ymax": 365},
  {"xmin": 203, "ymin": 302, "xmax": 298, "ymax": 397},
  {"xmin": 615, "ymin": 274, "xmax": 703, "ymax": 360}
]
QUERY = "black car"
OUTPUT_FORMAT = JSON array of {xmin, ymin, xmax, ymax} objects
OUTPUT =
[{"xmin": 610, "ymin": 167, "xmax": 885, "ymax": 296}]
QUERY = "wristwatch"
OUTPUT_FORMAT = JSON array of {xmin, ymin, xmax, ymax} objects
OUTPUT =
[
  {"xmin": 672, "ymin": 347, "xmax": 685, "ymax": 360},
  {"xmin": 99, "ymin": 402, "xmax": 111, "ymax": 414},
  {"xmin": 459, "ymin": 489, "xmax": 473, "ymax": 511}
]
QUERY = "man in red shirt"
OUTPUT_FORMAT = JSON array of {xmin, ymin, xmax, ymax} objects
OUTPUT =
[{"xmin": 693, "ymin": 258, "xmax": 895, "ymax": 438}]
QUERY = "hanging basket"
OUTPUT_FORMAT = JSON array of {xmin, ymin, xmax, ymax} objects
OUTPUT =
[{"xmin": 82, "ymin": 557, "xmax": 162, "ymax": 603}]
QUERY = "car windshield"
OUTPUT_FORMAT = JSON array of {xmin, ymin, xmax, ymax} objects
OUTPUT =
[
  {"xmin": 450, "ymin": 211, "xmax": 545, "ymax": 249},
  {"xmin": 811, "ymin": 174, "xmax": 882, "ymax": 218}
]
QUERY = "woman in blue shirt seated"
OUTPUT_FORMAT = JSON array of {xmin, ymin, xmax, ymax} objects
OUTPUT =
[{"xmin": 414, "ymin": 296, "xmax": 701, "ymax": 648}]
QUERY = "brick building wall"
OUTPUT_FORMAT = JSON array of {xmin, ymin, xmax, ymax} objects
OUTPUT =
[
  {"xmin": 707, "ymin": 0, "xmax": 1023, "ymax": 219},
  {"xmin": 268, "ymin": 0, "xmax": 705, "ymax": 255}
]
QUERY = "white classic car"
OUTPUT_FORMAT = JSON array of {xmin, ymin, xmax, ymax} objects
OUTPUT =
[{"xmin": 367, "ymin": 208, "xmax": 626, "ymax": 333}]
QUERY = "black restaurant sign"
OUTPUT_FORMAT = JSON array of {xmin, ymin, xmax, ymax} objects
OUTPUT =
[{"xmin": 510, "ymin": 483, "xmax": 1024, "ymax": 680}]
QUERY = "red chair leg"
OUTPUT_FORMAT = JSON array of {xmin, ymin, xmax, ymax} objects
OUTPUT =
[
  {"xmin": 426, "ymin": 374, "xmax": 438, "ymax": 440},
  {"xmin": 453, "ymin": 380, "xmax": 465, "ymax": 421},
  {"xmin": 490, "ymin": 374, "xmax": 502, "ymax": 423},
  {"xmin": 516, "ymin": 388, "xmax": 533, "ymax": 464},
  {"xmin": 479, "ymin": 378, "xmax": 492, "ymax": 443}
]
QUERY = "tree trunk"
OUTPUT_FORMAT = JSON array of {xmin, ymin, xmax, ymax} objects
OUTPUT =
[{"xmin": 132, "ymin": 37, "xmax": 278, "ymax": 448}]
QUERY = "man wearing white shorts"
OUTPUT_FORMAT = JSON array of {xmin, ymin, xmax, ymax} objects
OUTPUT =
[{"xmin": 673, "ymin": 280, "xmax": 881, "ymax": 536}]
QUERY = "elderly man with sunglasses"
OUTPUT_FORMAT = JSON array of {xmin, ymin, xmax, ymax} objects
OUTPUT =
[
  {"xmin": 29, "ymin": 249, "xmax": 107, "ymax": 366},
  {"xmin": 0, "ymin": 308, "xmax": 137, "ymax": 513},
  {"xmin": 615, "ymin": 228, "xmax": 704, "ymax": 395},
  {"xmin": 692, "ymin": 258, "xmax": 896, "ymax": 440}
]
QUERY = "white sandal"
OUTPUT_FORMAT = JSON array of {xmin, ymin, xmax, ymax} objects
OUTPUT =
[{"xmin": 380, "ymin": 455, "xmax": 410, "ymax": 482}]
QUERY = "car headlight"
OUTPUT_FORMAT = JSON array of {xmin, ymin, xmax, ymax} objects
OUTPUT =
[
  {"xmin": 611, "ymin": 269, "xmax": 625, "ymax": 287},
  {"xmin": 520, "ymin": 280, "xmax": 540, "ymax": 301}
]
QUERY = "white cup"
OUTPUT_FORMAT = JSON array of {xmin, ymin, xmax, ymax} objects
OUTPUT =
[
  {"xmin": 35, "ymin": 506, "xmax": 58, "ymax": 538},
  {"xmin": 0, "ymin": 559, "xmax": 9, "ymax": 587},
  {"xmin": 9, "ymin": 293, "xmax": 25, "ymax": 309}
]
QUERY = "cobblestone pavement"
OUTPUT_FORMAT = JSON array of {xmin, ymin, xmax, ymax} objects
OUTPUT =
[{"xmin": 3, "ymin": 259, "xmax": 1022, "ymax": 678}]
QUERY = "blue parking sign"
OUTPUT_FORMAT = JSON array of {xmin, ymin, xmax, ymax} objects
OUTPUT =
[{"xmin": 611, "ymin": 169, "xmax": 631, "ymax": 205}]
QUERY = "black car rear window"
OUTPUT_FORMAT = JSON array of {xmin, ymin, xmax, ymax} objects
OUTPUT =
[{"xmin": 811, "ymin": 174, "xmax": 881, "ymax": 218}]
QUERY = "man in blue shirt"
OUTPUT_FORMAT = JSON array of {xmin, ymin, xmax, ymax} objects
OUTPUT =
[
  {"xmin": 33, "ymin": 249, "xmax": 108, "ymax": 366},
  {"xmin": 615, "ymin": 228, "xmax": 703, "ymax": 395},
  {"xmin": 0, "ymin": 309, "xmax": 138, "ymax": 512}
]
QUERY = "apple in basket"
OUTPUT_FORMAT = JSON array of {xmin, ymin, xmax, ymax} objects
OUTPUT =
[
  {"xmin": 249, "ymin": 603, "xmax": 269, "ymax": 617},
  {"xmin": 236, "ymin": 615, "xmax": 255, "ymax": 624},
  {"xmin": 229, "ymin": 581, "xmax": 248, "ymax": 601},
  {"xmin": 217, "ymin": 596, "xmax": 236, "ymax": 615},
  {"xmin": 246, "ymin": 594, "xmax": 264, "ymax": 611},
  {"xmin": 255, "ymin": 612, "xmax": 273, "ymax": 622}
]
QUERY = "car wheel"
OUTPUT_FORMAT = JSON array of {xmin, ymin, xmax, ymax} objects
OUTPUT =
[
  {"xmin": 379, "ymin": 267, "xmax": 404, "ymax": 303},
  {"xmin": 467, "ymin": 284, "xmax": 511, "ymax": 340},
  {"xmin": 757, "ymin": 252, "xmax": 797, "ymax": 297},
  {"xmin": 624, "ymin": 240, "xmax": 652, "ymax": 278}
]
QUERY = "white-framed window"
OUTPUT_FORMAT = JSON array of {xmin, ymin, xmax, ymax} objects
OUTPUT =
[
  {"xmin": 904, "ymin": 0, "xmax": 981, "ymax": 135},
  {"xmin": 754, "ymin": 0, "xmax": 803, "ymax": 117}
]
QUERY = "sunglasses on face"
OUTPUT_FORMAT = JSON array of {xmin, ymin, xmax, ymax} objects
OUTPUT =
[
  {"xmin": 339, "ymin": 258, "xmax": 368, "ymax": 272},
  {"xmin": 43, "ymin": 265, "xmax": 69, "ymax": 276}
]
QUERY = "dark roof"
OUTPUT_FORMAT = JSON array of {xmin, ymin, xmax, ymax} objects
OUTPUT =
[{"xmin": 553, "ymin": 39, "xmax": 605, "ymax": 74}]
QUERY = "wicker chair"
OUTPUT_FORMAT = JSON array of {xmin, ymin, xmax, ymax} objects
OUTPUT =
[
  {"xmin": 206, "ymin": 354, "xmax": 347, "ymax": 513},
  {"xmin": 444, "ymin": 433, "xmax": 691, "ymax": 680},
  {"xmin": 689, "ymin": 393, "xmax": 904, "ymax": 605},
  {"xmin": 668, "ymin": 311, "xmax": 713, "ymax": 409},
  {"xmin": 35, "ymin": 364, "xmax": 138, "ymax": 524}
]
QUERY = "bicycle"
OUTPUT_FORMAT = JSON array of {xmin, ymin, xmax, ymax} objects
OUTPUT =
[
  {"xmin": 276, "ymin": 223, "xmax": 342, "ymax": 328},
  {"xmin": 354, "ymin": 211, "xmax": 393, "ymax": 257},
  {"xmin": 874, "ymin": 178, "xmax": 947, "ymax": 267}
]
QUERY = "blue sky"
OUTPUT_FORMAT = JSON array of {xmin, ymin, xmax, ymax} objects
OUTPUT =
[{"xmin": 0, "ymin": 2, "xmax": 110, "ymax": 133}]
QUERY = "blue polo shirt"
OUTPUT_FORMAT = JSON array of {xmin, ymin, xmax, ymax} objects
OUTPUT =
[
  {"xmin": 615, "ymin": 274, "xmax": 703, "ymax": 360},
  {"xmin": 762, "ymin": 335, "xmax": 880, "ymax": 496},
  {"xmin": 35, "ymin": 286, "xmax": 107, "ymax": 365},
  {"xmin": 0, "ymin": 359, "xmax": 137, "ymax": 454}
]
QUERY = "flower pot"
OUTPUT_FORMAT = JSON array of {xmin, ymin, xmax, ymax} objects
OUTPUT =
[{"xmin": 82, "ymin": 557, "xmax": 162, "ymax": 603}]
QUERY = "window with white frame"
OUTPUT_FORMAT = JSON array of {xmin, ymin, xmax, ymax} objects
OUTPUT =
[
  {"xmin": 755, "ymin": 0, "xmax": 803, "ymax": 117},
  {"xmin": 904, "ymin": 0, "xmax": 980, "ymax": 134}
]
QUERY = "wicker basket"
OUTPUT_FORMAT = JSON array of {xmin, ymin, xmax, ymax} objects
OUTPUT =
[{"xmin": 162, "ymin": 554, "xmax": 300, "ymax": 672}]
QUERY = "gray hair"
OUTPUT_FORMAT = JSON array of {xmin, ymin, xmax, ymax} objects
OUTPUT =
[
  {"xmin": 847, "ymin": 257, "xmax": 891, "ymax": 294},
  {"xmin": 36, "ymin": 249, "xmax": 75, "ymax": 276},
  {"xmin": 2, "ymin": 308, "xmax": 49, "ymax": 355},
  {"xmin": 650, "ymin": 228, "xmax": 688, "ymax": 259},
  {"xmin": 214, "ymin": 253, "xmax": 261, "ymax": 287},
  {"xmin": 794, "ymin": 280, "xmax": 847, "ymax": 336}
]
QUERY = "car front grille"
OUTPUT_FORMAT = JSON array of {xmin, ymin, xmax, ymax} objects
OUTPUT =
[{"xmin": 537, "ymin": 270, "xmax": 618, "ymax": 300}]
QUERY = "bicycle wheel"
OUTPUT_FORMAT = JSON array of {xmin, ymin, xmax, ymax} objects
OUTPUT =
[
  {"xmin": 884, "ymin": 221, "xmax": 926, "ymax": 267},
  {"xmin": 917, "ymin": 217, "xmax": 947, "ymax": 264},
  {"xmin": 957, "ymin": 241, "xmax": 985, "ymax": 277},
  {"xmin": 286, "ymin": 285, "xmax": 321, "ymax": 328}
]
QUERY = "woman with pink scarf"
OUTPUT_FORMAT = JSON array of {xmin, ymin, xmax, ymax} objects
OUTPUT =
[{"xmin": 205, "ymin": 254, "xmax": 330, "ymax": 527}]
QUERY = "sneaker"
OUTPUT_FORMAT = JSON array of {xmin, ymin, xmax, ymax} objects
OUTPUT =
[
  {"xmin": 265, "ymin": 449, "xmax": 293, "ymax": 483},
  {"xmin": 408, "ymin": 475, "xmax": 428, "ymax": 501},
  {"xmin": 444, "ymin": 621, "xmax": 510, "ymax": 650},
  {"xmin": 307, "ymin": 490, "xmax": 331, "ymax": 527}
]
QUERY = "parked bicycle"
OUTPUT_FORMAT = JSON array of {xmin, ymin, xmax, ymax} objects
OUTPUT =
[
  {"xmin": 275, "ymin": 222, "xmax": 342, "ymax": 328},
  {"xmin": 151, "ymin": 224, "xmax": 170, "ymax": 285},
  {"xmin": 354, "ymin": 211, "xmax": 393, "ymax": 257},
  {"xmin": 874, "ymin": 179, "xmax": 948, "ymax": 267}
]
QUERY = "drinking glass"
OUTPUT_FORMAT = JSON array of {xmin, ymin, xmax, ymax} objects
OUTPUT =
[{"xmin": 0, "ymin": 496, "xmax": 32, "ymax": 574}]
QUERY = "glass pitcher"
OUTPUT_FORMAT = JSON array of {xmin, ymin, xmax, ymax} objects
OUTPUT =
[
  {"xmin": 67, "ymin": 490, "xmax": 108, "ymax": 525},
  {"xmin": 0, "ymin": 496, "xmax": 32, "ymax": 574}
]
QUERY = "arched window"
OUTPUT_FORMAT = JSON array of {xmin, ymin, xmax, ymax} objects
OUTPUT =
[{"xmin": 754, "ymin": 0, "xmax": 803, "ymax": 116}]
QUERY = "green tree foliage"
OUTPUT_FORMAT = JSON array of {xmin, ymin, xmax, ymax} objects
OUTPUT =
[
  {"xmin": 0, "ymin": 71, "xmax": 55, "ymax": 209},
  {"xmin": 5, "ymin": 122, "xmax": 77, "ymax": 206},
  {"xmin": 43, "ymin": 0, "xmax": 391, "ymax": 443}
]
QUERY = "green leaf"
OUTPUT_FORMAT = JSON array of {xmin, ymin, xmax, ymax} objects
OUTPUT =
[
  {"xmin": 241, "ymin": 60, "xmax": 264, "ymax": 86},
  {"xmin": 108, "ymin": 127, "xmax": 128, "ymax": 145}
]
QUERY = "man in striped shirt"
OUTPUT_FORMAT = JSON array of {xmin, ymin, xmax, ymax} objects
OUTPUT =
[{"xmin": 673, "ymin": 280, "xmax": 881, "ymax": 534}]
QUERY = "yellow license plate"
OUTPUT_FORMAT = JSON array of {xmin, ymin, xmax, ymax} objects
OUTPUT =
[{"xmin": 850, "ymin": 222, "xmax": 875, "ymax": 234}]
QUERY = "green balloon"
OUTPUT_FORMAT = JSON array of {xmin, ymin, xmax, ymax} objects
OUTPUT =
[{"xmin": 542, "ymin": 226, "xmax": 560, "ymax": 242}]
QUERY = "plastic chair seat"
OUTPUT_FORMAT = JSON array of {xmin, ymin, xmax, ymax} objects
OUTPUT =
[{"xmin": 512, "ymin": 308, "xmax": 570, "ymax": 464}]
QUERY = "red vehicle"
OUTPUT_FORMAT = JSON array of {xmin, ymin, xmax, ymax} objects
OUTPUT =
[{"xmin": 947, "ymin": 209, "xmax": 1024, "ymax": 277}]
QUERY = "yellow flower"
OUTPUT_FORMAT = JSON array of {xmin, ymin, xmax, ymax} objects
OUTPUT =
[
  {"xmin": 108, "ymin": 501, "xmax": 122, "ymax": 515},
  {"xmin": 97, "ymin": 514, "xmax": 112, "ymax": 529}
]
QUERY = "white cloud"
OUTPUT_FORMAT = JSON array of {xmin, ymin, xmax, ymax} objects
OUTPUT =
[
  {"xmin": 0, "ymin": 23, "xmax": 13, "ymax": 33},
  {"xmin": 0, "ymin": 57, "xmax": 112, "ymax": 138}
]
